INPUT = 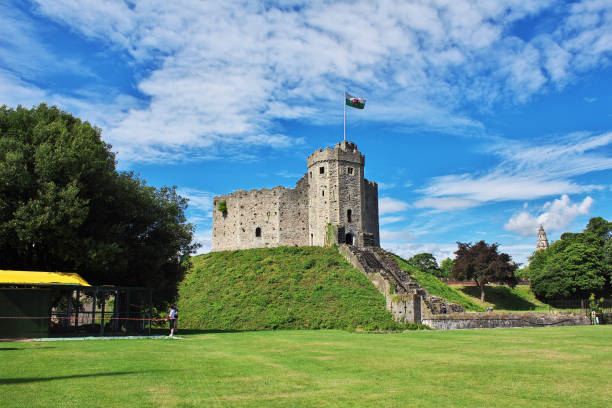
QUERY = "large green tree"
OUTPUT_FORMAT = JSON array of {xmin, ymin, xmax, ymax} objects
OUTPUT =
[
  {"xmin": 439, "ymin": 257, "xmax": 454, "ymax": 279},
  {"xmin": 527, "ymin": 217, "xmax": 611, "ymax": 300},
  {"xmin": 451, "ymin": 241, "xmax": 518, "ymax": 302},
  {"xmin": 407, "ymin": 253, "xmax": 443, "ymax": 277},
  {"xmin": 0, "ymin": 104, "xmax": 198, "ymax": 305}
]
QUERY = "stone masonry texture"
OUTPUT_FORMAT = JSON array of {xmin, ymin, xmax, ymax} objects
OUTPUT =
[{"xmin": 212, "ymin": 141, "xmax": 379, "ymax": 251}]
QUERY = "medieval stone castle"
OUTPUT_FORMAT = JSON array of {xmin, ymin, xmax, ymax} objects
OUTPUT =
[
  {"xmin": 212, "ymin": 141, "xmax": 379, "ymax": 251},
  {"xmin": 209, "ymin": 142, "xmax": 589, "ymax": 328}
]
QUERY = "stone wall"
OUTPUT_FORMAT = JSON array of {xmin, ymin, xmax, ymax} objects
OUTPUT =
[
  {"xmin": 212, "ymin": 180, "xmax": 308, "ymax": 251},
  {"xmin": 423, "ymin": 312, "xmax": 590, "ymax": 330},
  {"xmin": 279, "ymin": 175, "xmax": 309, "ymax": 246},
  {"xmin": 363, "ymin": 180, "xmax": 379, "ymax": 246}
]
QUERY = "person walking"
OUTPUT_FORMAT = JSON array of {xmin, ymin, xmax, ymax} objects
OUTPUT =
[{"xmin": 167, "ymin": 304, "xmax": 178, "ymax": 337}]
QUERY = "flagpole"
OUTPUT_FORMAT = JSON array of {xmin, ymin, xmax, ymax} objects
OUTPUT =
[{"xmin": 343, "ymin": 89, "xmax": 346, "ymax": 141}]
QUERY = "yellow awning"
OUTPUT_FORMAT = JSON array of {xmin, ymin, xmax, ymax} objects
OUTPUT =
[{"xmin": 0, "ymin": 270, "xmax": 91, "ymax": 286}]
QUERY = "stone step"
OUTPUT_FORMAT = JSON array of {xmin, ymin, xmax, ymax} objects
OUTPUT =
[{"xmin": 338, "ymin": 244, "xmax": 465, "ymax": 322}]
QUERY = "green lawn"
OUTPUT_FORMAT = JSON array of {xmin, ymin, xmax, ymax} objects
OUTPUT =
[{"xmin": 1, "ymin": 327, "xmax": 611, "ymax": 407}]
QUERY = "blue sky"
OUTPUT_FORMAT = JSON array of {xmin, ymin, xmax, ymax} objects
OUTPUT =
[{"xmin": 2, "ymin": 0, "xmax": 611, "ymax": 265}]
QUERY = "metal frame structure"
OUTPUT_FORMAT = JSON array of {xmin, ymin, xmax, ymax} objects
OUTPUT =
[{"xmin": 1, "ymin": 284, "xmax": 153, "ymax": 338}]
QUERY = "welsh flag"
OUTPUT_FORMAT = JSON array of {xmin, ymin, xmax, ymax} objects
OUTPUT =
[{"xmin": 345, "ymin": 92, "xmax": 366, "ymax": 109}]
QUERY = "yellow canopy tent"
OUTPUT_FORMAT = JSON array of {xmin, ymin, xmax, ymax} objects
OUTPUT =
[{"xmin": 0, "ymin": 270, "xmax": 91, "ymax": 286}]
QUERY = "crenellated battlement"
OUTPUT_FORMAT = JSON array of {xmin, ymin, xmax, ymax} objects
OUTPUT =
[{"xmin": 307, "ymin": 140, "xmax": 365, "ymax": 168}]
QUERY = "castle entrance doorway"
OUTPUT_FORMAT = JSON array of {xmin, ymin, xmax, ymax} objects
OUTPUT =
[{"xmin": 345, "ymin": 233, "xmax": 353, "ymax": 245}]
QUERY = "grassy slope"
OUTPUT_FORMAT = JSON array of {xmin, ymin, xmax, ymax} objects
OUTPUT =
[
  {"xmin": 179, "ymin": 246, "xmax": 418, "ymax": 331},
  {"xmin": 1, "ymin": 327, "xmax": 610, "ymax": 408},
  {"xmin": 455, "ymin": 285, "xmax": 553, "ymax": 311},
  {"xmin": 393, "ymin": 255, "xmax": 485, "ymax": 311}
]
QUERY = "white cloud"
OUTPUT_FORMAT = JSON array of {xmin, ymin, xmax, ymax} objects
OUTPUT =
[
  {"xmin": 504, "ymin": 194, "xmax": 593, "ymax": 236},
  {"xmin": 0, "ymin": 69, "xmax": 46, "ymax": 107},
  {"xmin": 275, "ymin": 170, "xmax": 304, "ymax": 179},
  {"xmin": 498, "ymin": 244, "xmax": 536, "ymax": 266},
  {"xmin": 380, "ymin": 216, "xmax": 405, "ymax": 226},
  {"xmin": 382, "ymin": 242, "xmax": 456, "ymax": 262},
  {"xmin": 380, "ymin": 229, "xmax": 417, "ymax": 242},
  {"xmin": 417, "ymin": 131, "xmax": 611, "ymax": 209},
  {"xmin": 178, "ymin": 188, "xmax": 216, "ymax": 214},
  {"xmin": 379, "ymin": 197, "xmax": 410, "ymax": 215},
  {"xmin": 2, "ymin": 0, "xmax": 602, "ymax": 163},
  {"xmin": 414, "ymin": 196, "xmax": 479, "ymax": 211},
  {"xmin": 193, "ymin": 228, "xmax": 212, "ymax": 254},
  {"xmin": 377, "ymin": 182, "xmax": 396, "ymax": 191}
]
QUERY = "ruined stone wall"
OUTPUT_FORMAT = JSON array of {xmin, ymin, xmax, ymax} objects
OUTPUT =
[
  {"xmin": 212, "ymin": 180, "xmax": 309, "ymax": 251},
  {"xmin": 423, "ymin": 312, "xmax": 590, "ymax": 330},
  {"xmin": 212, "ymin": 189, "xmax": 281, "ymax": 251},
  {"xmin": 363, "ymin": 179, "xmax": 380, "ymax": 246},
  {"xmin": 278, "ymin": 175, "xmax": 309, "ymax": 246}
]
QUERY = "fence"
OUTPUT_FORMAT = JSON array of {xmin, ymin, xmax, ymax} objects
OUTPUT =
[
  {"xmin": 546, "ymin": 297, "xmax": 612, "ymax": 313},
  {"xmin": 439, "ymin": 278, "xmax": 531, "ymax": 286},
  {"xmin": 1, "ymin": 285, "xmax": 155, "ymax": 338}
]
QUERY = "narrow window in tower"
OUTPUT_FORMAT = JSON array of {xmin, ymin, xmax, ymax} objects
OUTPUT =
[
  {"xmin": 322, "ymin": 190, "xmax": 324, "ymax": 197},
  {"xmin": 319, "ymin": 166, "xmax": 325, "ymax": 174},
  {"xmin": 348, "ymin": 167, "xmax": 353, "ymax": 175},
  {"xmin": 255, "ymin": 227, "xmax": 261, "ymax": 237},
  {"xmin": 309, "ymin": 171, "xmax": 312, "ymax": 178},
  {"xmin": 347, "ymin": 209, "xmax": 352, "ymax": 223}
]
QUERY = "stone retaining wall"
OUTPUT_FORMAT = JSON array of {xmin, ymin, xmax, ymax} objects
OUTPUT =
[{"xmin": 423, "ymin": 312, "xmax": 590, "ymax": 330}]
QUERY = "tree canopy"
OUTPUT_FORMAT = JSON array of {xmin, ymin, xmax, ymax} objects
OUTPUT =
[
  {"xmin": 406, "ymin": 253, "xmax": 443, "ymax": 277},
  {"xmin": 439, "ymin": 258, "xmax": 454, "ymax": 279},
  {"xmin": 527, "ymin": 217, "xmax": 611, "ymax": 300},
  {"xmin": 0, "ymin": 104, "xmax": 198, "ymax": 305},
  {"xmin": 451, "ymin": 240, "xmax": 518, "ymax": 302}
]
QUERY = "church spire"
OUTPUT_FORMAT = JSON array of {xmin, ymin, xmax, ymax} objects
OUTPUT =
[{"xmin": 536, "ymin": 224, "xmax": 549, "ymax": 250}]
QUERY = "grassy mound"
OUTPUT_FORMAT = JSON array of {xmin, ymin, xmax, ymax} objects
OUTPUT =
[
  {"xmin": 179, "ymin": 246, "xmax": 422, "ymax": 331},
  {"xmin": 393, "ymin": 255, "xmax": 485, "ymax": 312},
  {"xmin": 455, "ymin": 285, "xmax": 552, "ymax": 311}
]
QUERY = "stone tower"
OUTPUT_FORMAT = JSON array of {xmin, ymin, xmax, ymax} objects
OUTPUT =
[
  {"xmin": 306, "ymin": 140, "xmax": 379, "ymax": 247},
  {"xmin": 211, "ymin": 140, "xmax": 379, "ymax": 251},
  {"xmin": 536, "ymin": 224, "xmax": 549, "ymax": 250}
]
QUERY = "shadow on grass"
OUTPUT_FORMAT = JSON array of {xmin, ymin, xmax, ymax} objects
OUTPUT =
[
  {"xmin": 458, "ymin": 286, "xmax": 539, "ymax": 310},
  {"xmin": 0, "ymin": 369, "xmax": 176, "ymax": 385},
  {"xmin": 0, "ymin": 346, "xmax": 56, "ymax": 351},
  {"xmin": 150, "ymin": 328, "xmax": 251, "ymax": 336}
]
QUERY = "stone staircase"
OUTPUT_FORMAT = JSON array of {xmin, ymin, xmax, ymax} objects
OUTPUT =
[{"xmin": 338, "ymin": 245, "xmax": 464, "ymax": 323}]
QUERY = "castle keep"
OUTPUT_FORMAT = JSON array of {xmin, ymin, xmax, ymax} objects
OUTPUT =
[{"xmin": 212, "ymin": 141, "xmax": 379, "ymax": 251}]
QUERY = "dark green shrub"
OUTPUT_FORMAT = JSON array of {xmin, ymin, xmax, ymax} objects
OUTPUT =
[{"xmin": 217, "ymin": 200, "xmax": 227, "ymax": 214}]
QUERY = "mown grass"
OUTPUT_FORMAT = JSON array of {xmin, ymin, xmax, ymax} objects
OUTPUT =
[
  {"xmin": 1, "ymin": 327, "xmax": 610, "ymax": 407},
  {"xmin": 392, "ymin": 255, "xmax": 485, "ymax": 311},
  {"xmin": 179, "ymin": 246, "xmax": 422, "ymax": 331},
  {"xmin": 456, "ymin": 285, "xmax": 554, "ymax": 312}
]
